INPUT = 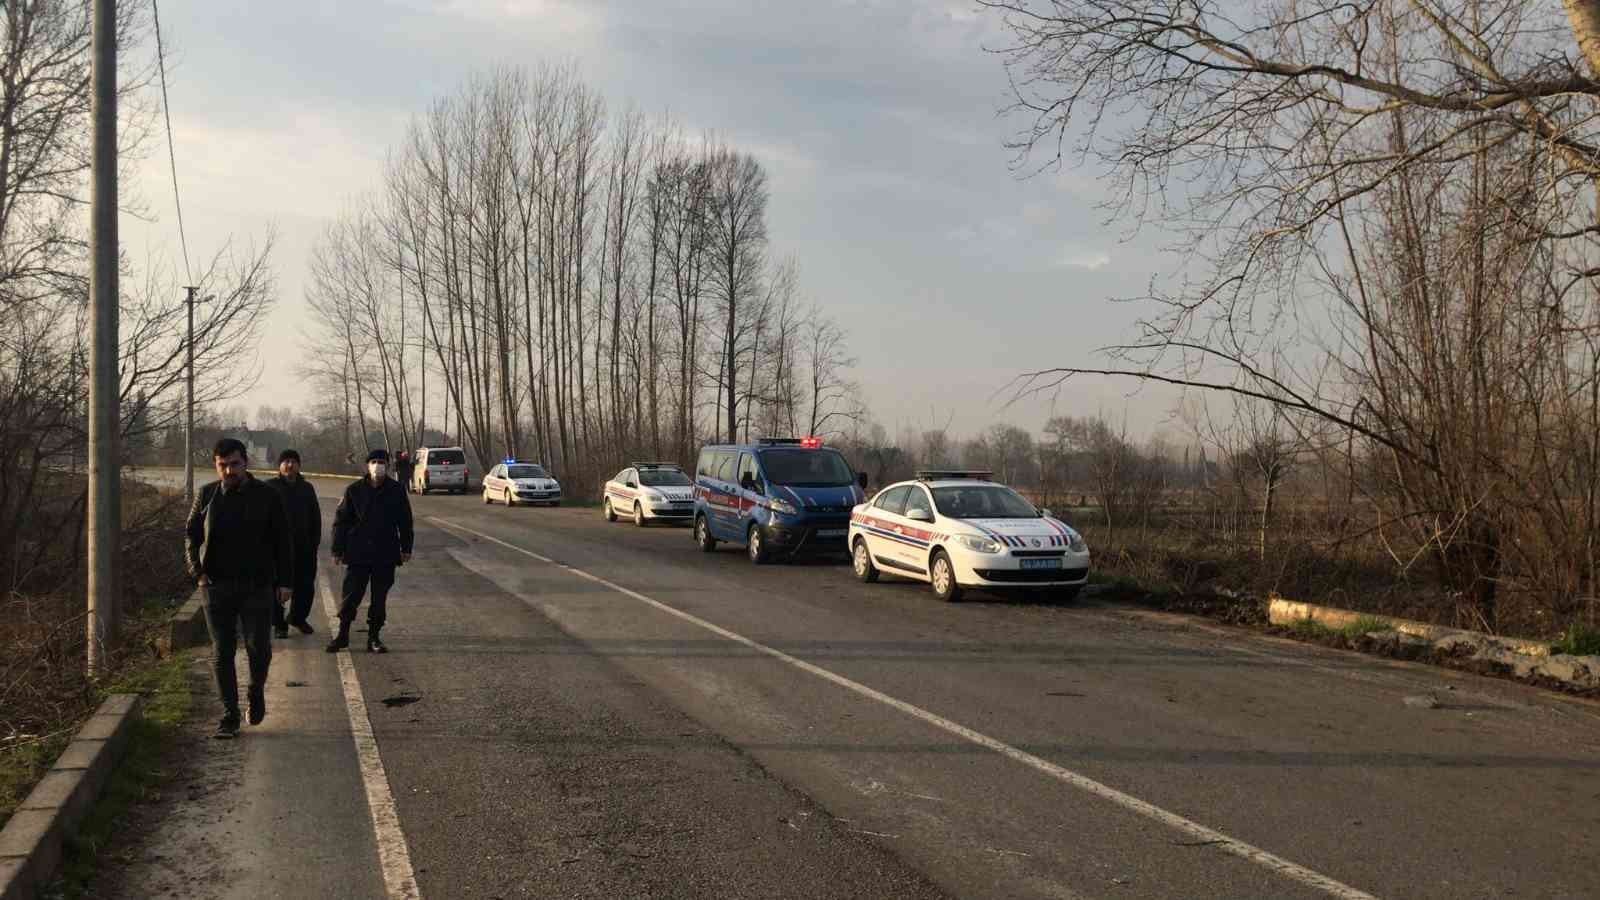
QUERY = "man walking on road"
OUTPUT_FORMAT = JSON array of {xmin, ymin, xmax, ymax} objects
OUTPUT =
[
  {"xmin": 186, "ymin": 438, "xmax": 294, "ymax": 738},
  {"xmin": 329, "ymin": 449, "xmax": 414, "ymax": 654},
  {"xmin": 268, "ymin": 449, "xmax": 321, "ymax": 638}
]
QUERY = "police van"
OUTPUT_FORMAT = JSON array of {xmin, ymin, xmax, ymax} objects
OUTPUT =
[{"xmin": 691, "ymin": 437, "xmax": 868, "ymax": 563}]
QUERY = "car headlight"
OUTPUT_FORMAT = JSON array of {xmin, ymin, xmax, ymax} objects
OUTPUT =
[
  {"xmin": 1068, "ymin": 531, "xmax": 1087, "ymax": 552},
  {"xmin": 956, "ymin": 534, "xmax": 1003, "ymax": 554},
  {"xmin": 643, "ymin": 489, "xmax": 664, "ymax": 502},
  {"xmin": 768, "ymin": 497, "xmax": 799, "ymax": 516}
]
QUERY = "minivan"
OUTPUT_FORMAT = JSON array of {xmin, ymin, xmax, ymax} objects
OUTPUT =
[
  {"xmin": 412, "ymin": 446, "xmax": 469, "ymax": 494},
  {"xmin": 692, "ymin": 437, "xmax": 868, "ymax": 563}
]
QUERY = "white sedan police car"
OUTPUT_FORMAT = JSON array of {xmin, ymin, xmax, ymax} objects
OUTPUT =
[
  {"xmin": 482, "ymin": 460, "xmax": 562, "ymax": 507},
  {"xmin": 848, "ymin": 471, "xmax": 1090, "ymax": 603},
  {"xmin": 603, "ymin": 462, "xmax": 696, "ymax": 525}
]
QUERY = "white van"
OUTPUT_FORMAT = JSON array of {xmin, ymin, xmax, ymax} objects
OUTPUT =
[{"xmin": 412, "ymin": 446, "xmax": 469, "ymax": 494}]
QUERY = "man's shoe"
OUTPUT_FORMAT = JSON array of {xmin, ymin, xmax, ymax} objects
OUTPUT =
[
  {"xmin": 292, "ymin": 620, "xmax": 315, "ymax": 635},
  {"xmin": 214, "ymin": 716, "xmax": 240, "ymax": 740},
  {"xmin": 326, "ymin": 633, "xmax": 349, "ymax": 653},
  {"xmin": 273, "ymin": 625, "xmax": 289, "ymax": 639},
  {"xmin": 367, "ymin": 634, "xmax": 388, "ymax": 654},
  {"xmin": 248, "ymin": 684, "xmax": 266, "ymax": 725}
]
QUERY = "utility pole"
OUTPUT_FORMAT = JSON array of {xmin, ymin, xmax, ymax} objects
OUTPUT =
[
  {"xmin": 86, "ymin": 0, "xmax": 120, "ymax": 678},
  {"xmin": 185, "ymin": 286, "xmax": 196, "ymax": 502}
]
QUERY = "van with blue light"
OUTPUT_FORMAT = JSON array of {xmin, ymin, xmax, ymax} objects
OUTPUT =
[{"xmin": 691, "ymin": 437, "xmax": 868, "ymax": 563}]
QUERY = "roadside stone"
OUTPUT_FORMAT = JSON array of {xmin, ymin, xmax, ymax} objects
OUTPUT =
[
  {"xmin": 1538, "ymin": 655, "xmax": 1600, "ymax": 690},
  {"xmin": 1432, "ymin": 633, "xmax": 1488, "ymax": 658},
  {"xmin": 1392, "ymin": 633, "xmax": 1432, "ymax": 660},
  {"xmin": 1511, "ymin": 655, "xmax": 1541, "ymax": 680},
  {"xmin": 1402, "ymin": 693, "xmax": 1439, "ymax": 709}
]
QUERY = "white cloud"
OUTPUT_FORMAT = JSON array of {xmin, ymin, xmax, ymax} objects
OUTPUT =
[{"xmin": 1056, "ymin": 246, "xmax": 1112, "ymax": 270}]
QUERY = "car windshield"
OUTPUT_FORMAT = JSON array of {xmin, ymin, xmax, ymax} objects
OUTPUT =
[
  {"xmin": 931, "ymin": 485, "xmax": 1040, "ymax": 519},
  {"xmin": 639, "ymin": 469, "xmax": 691, "ymax": 486},
  {"xmin": 758, "ymin": 448, "xmax": 855, "ymax": 487},
  {"xmin": 508, "ymin": 465, "xmax": 548, "ymax": 479},
  {"xmin": 429, "ymin": 450, "xmax": 465, "ymax": 465}
]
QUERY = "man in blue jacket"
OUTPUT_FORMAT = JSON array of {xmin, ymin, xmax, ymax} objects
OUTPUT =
[{"xmin": 328, "ymin": 448, "xmax": 414, "ymax": 653}]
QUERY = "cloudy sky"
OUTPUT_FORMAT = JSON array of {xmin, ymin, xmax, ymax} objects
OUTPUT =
[{"xmin": 123, "ymin": 0, "xmax": 1188, "ymax": 442}]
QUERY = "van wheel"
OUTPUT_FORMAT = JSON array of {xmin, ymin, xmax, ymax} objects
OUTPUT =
[
  {"xmin": 930, "ymin": 551, "xmax": 963, "ymax": 603},
  {"xmin": 633, "ymin": 503, "xmax": 646, "ymax": 527},
  {"xmin": 748, "ymin": 526, "xmax": 771, "ymax": 564},
  {"xmin": 852, "ymin": 539, "xmax": 879, "ymax": 583},
  {"xmin": 603, "ymin": 498, "xmax": 616, "ymax": 522},
  {"xmin": 695, "ymin": 516, "xmax": 717, "ymax": 552}
]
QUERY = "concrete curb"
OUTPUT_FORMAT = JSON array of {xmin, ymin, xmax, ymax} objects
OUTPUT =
[
  {"xmin": 1268, "ymin": 598, "xmax": 1600, "ymax": 692},
  {"xmin": 0, "ymin": 694, "xmax": 143, "ymax": 900},
  {"xmin": 161, "ymin": 589, "xmax": 210, "ymax": 655}
]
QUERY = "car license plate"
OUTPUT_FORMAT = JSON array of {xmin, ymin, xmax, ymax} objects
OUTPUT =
[
  {"xmin": 818, "ymin": 528, "xmax": 846, "ymax": 538},
  {"xmin": 1021, "ymin": 558, "xmax": 1062, "ymax": 570}
]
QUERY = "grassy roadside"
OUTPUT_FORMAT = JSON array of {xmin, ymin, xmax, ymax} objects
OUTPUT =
[{"xmin": 51, "ymin": 650, "xmax": 193, "ymax": 898}]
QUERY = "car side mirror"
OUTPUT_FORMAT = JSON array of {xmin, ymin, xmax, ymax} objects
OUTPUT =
[
  {"xmin": 857, "ymin": 472, "xmax": 868, "ymax": 491},
  {"xmin": 1040, "ymin": 508, "xmax": 1052, "ymax": 518},
  {"xmin": 740, "ymin": 473, "xmax": 760, "ymax": 494},
  {"xmin": 906, "ymin": 507, "xmax": 933, "ymax": 523}
]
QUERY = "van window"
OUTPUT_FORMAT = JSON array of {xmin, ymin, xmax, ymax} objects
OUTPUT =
[
  {"xmin": 427, "ymin": 450, "xmax": 465, "ymax": 465},
  {"xmin": 737, "ymin": 453, "xmax": 761, "ymax": 492},
  {"xmin": 697, "ymin": 449, "xmax": 716, "ymax": 477},
  {"xmin": 713, "ymin": 451, "xmax": 738, "ymax": 483}
]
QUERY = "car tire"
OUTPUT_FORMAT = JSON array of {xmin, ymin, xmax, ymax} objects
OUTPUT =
[
  {"xmin": 748, "ymin": 525, "xmax": 769, "ymax": 564},
  {"xmin": 604, "ymin": 498, "xmax": 616, "ymax": 522},
  {"xmin": 695, "ymin": 516, "xmax": 717, "ymax": 553},
  {"xmin": 482, "ymin": 490, "xmax": 492, "ymax": 505},
  {"xmin": 852, "ymin": 538, "xmax": 879, "ymax": 583},
  {"xmin": 421, "ymin": 479, "xmax": 430, "ymax": 495},
  {"xmin": 633, "ymin": 503, "xmax": 646, "ymax": 527},
  {"xmin": 504, "ymin": 488, "xmax": 516, "ymax": 508},
  {"xmin": 930, "ymin": 551, "xmax": 963, "ymax": 603},
  {"xmin": 550, "ymin": 501, "xmax": 561, "ymax": 507}
]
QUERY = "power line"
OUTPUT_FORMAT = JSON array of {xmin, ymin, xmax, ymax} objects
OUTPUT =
[{"xmin": 151, "ymin": 0, "xmax": 192, "ymax": 284}]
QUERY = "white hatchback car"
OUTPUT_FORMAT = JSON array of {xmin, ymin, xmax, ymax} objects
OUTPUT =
[
  {"xmin": 603, "ymin": 462, "xmax": 696, "ymax": 525},
  {"xmin": 848, "ymin": 471, "xmax": 1090, "ymax": 603},
  {"xmin": 482, "ymin": 460, "xmax": 563, "ymax": 507}
]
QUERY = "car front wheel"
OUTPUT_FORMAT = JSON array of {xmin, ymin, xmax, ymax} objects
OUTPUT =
[
  {"xmin": 852, "ymin": 539, "xmax": 879, "ymax": 583},
  {"xmin": 482, "ymin": 490, "xmax": 492, "ymax": 505},
  {"xmin": 604, "ymin": 498, "xmax": 616, "ymax": 521},
  {"xmin": 930, "ymin": 551, "xmax": 963, "ymax": 603},
  {"xmin": 504, "ymin": 488, "xmax": 516, "ymax": 508}
]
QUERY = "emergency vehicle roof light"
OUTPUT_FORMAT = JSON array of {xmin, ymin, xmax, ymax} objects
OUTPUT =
[
  {"xmin": 915, "ymin": 469, "xmax": 993, "ymax": 482},
  {"xmin": 756, "ymin": 437, "xmax": 802, "ymax": 446},
  {"xmin": 631, "ymin": 461, "xmax": 681, "ymax": 470},
  {"xmin": 799, "ymin": 436, "xmax": 823, "ymax": 449}
]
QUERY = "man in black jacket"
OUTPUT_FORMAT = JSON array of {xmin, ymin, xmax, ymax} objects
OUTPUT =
[
  {"xmin": 329, "ymin": 448, "xmax": 415, "ymax": 653},
  {"xmin": 186, "ymin": 438, "xmax": 294, "ymax": 738},
  {"xmin": 268, "ymin": 448, "xmax": 321, "ymax": 637}
]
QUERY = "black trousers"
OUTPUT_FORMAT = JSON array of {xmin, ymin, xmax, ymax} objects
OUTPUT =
[
  {"xmin": 272, "ymin": 548, "xmax": 318, "ymax": 629},
  {"xmin": 339, "ymin": 563, "xmax": 396, "ymax": 630},
  {"xmin": 202, "ymin": 581, "xmax": 273, "ymax": 719}
]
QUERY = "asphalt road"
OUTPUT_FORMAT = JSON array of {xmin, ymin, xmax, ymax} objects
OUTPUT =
[{"xmin": 109, "ymin": 471, "xmax": 1600, "ymax": 898}]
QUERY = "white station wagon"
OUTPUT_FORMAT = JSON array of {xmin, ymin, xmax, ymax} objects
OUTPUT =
[
  {"xmin": 848, "ymin": 471, "xmax": 1090, "ymax": 603},
  {"xmin": 482, "ymin": 460, "xmax": 562, "ymax": 507}
]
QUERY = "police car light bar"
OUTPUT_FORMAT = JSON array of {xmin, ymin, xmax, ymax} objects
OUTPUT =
[
  {"xmin": 757, "ymin": 437, "xmax": 803, "ymax": 445},
  {"xmin": 916, "ymin": 469, "xmax": 993, "ymax": 481},
  {"xmin": 631, "ymin": 461, "xmax": 681, "ymax": 469},
  {"xmin": 799, "ymin": 436, "xmax": 823, "ymax": 449}
]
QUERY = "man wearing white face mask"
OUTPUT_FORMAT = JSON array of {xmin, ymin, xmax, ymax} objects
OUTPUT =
[{"xmin": 328, "ymin": 448, "xmax": 415, "ymax": 653}]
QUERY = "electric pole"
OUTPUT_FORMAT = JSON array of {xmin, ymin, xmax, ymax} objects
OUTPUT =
[
  {"xmin": 185, "ymin": 286, "xmax": 196, "ymax": 502},
  {"xmin": 87, "ymin": 0, "xmax": 120, "ymax": 678}
]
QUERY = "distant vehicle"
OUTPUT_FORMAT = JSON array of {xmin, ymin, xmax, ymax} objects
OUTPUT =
[
  {"xmin": 691, "ymin": 437, "xmax": 867, "ymax": 563},
  {"xmin": 603, "ymin": 462, "xmax": 696, "ymax": 526},
  {"xmin": 412, "ymin": 446, "xmax": 469, "ymax": 495},
  {"xmin": 482, "ymin": 460, "xmax": 562, "ymax": 507},
  {"xmin": 848, "ymin": 470, "xmax": 1091, "ymax": 603}
]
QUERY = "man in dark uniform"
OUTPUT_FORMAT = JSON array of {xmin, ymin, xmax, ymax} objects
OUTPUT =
[
  {"xmin": 328, "ymin": 448, "xmax": 414, "ymax": 653},
  {"xmin": 186, "ymin": 438, "xmax": 293, "ymax": 738},
  {"xmin": 268, "ymin": 448, "xmax": 321, "ymax": 637}
]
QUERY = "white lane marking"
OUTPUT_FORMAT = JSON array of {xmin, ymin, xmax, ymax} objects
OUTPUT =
[
  {"xmin": 319, "ymin": 567, "xmax": 422, "ymax": 900},
  {"xmin": 431, "ymin": 517, "xmax": 1378, "ymax": 900}
]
